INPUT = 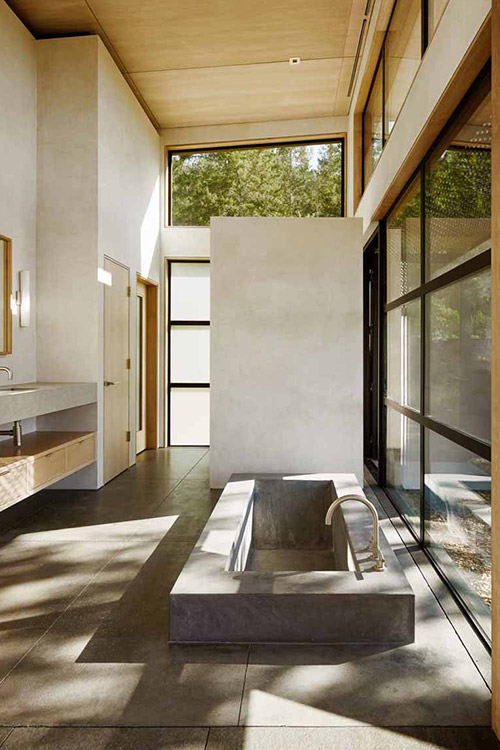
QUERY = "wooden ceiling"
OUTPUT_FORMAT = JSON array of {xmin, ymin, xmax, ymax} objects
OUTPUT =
[{"xmin": 6, "ymin": 0, "xmax": 368, "ymax": 131}]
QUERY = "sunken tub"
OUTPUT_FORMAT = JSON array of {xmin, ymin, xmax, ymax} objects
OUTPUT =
[{"xmin": 169, "ymin": 474, "xmax": 414, "ymax": 645}]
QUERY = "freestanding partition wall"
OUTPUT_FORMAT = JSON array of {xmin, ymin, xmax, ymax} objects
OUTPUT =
[{"xmin": 210, "ymin": 216, "xmax": 364, "ymax": 489}]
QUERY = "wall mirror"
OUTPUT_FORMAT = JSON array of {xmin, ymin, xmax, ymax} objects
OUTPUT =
[{"xmin": 0, "ymin": 235, "xmax": 12, "ymax": 355}]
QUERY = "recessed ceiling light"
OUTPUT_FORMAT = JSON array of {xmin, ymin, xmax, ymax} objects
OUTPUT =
[{"xmin": 289, "ymin": 57, "xmax": 301, "ymax": 65}]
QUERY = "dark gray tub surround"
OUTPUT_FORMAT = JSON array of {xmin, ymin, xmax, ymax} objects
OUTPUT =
[{"xmin": 170, "ymin": 473, "xmax": 415, "ymax": 645}]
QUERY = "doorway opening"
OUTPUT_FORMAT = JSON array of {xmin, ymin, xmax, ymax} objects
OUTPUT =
[
  {"xmin": 363, "ymin": 230, "xmax": 383, "ymax": 482},
  {"xmin": 136, "ymin": 275, "xmax": 158, "ymax": 455}
]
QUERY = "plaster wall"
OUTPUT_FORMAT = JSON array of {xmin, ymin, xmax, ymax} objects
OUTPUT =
[
  {"xmin": 97, "ymin": 40, "xmax": 161, "ymax": 472},
  {"xmin": 37, "ymin": 37, "xmax": 99, "ymax": 384},
  {"xmin": 36, "ymin": 36, "xmax": 161, "ymax": 485},
  {"xmin": 210, "ymin": 217, "xmax": 363, "ymax": 488},
  {"xmin": 0, "ymin": 1, "xmax": 37, "ymax": 385}
]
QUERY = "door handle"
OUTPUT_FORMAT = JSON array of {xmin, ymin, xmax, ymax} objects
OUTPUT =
[{"xmin": 104, "ymin": 380, "xmax": 120, "ymax": 387}]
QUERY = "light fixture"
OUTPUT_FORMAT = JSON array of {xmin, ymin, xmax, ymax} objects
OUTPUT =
[
  {"xmin": 13, "ymin": 271, "xmax": 30, "ymax": 326},
  {"xmin": 289, "ymin": 57, "xmax": 301, "ymax": 65}
]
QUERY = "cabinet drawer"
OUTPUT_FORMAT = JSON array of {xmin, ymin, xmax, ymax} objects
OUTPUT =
[
  {"xmin": 66, "ymin": 435, "xmax": 95, "ymax": 472},
  {"xmin": 0, "ymin": 462, "xmax": 27, "ymax": 511},
  {"xmin": 33, "ymin": 447, "xmax": 66, "ymax": 490}
]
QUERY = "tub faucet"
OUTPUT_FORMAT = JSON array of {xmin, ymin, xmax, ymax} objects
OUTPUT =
[
  {"xmin": 0, "ymin": 366, "xmax": 13, "ymax": 381},
  {"xmin": 325, "ymin": 493, "xmax": 385, "ymax": 571}
]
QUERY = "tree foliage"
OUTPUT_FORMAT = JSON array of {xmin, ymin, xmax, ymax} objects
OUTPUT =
[{"xmin": 171, "ymin": 143, "xmax": 343, "ymax": 226}]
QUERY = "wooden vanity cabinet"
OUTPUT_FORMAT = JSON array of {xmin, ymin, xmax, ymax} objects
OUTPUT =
[{"xmin": 0, "ymin": 432, "xmax": 96, "ymax": 509}]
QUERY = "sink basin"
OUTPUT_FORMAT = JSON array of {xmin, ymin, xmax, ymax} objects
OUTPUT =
[{"xmin": 0, "ymin": 387, "xmax": 38, "ymax": 394}]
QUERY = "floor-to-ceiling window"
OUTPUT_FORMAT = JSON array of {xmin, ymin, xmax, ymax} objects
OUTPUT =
[
  {"xmin": 382, "ymin": 67, "xmax": 492, "ymax": 641},
  {"xmin": 168, "ymin": 260, "xmax": 210, "ymax": 446}
]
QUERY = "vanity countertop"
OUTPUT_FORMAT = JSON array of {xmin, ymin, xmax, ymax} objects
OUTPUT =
[
  {"xmin": 0, "ymin": 456, "xmax": 28, "ymax": 468},
  {"xmin": 0, "ymin": 382, "xmax": 97, "ymax": 424}
]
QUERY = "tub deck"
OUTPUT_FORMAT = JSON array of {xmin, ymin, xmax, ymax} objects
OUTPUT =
[{"xmin": 169, "ymin": 473, "xmax": 415, "ymax": 645}]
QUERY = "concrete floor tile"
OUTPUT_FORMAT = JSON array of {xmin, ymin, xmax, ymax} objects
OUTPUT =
[
  {"xmin": 0, "ymin": 634, "xmax": 249, "ymax": 726},
  {"xmin": 0, "ymin": 540, "xmax": 125, "ymax": 626},
  {"xmin": 185, "ymin": 454, "xmax": 210, "ymax": 480},
  {"xmin": 0, "ymin": 448, "xmax": 493, "ymax": 733},
  {"xmin": 128, "ymin": 449, "xmax": 208, "ymax": 481},
  {"xmin": 0, "ymin": 729, "xmax": 13, "ymax": 746},
  {"xmin": 207, "ymin": 726, "xmax": 500, "ymax": 749},
  {"xmin": 2, "ymin": 727, "xmax": 208, "ymax": 749},
  {"xmin": 240, "ymin": 643, "xmax": 491, "ymax": 726},
  {"xmin": 0, "ymin": 623, "xmax": 49, "ymax": 682}
]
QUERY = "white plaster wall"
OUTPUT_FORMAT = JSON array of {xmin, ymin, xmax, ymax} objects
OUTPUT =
[
  {"xmin": 37, "ymin": 37, "xmax": 99, "ymax": 384},
  {"xmin": 97, "ymin": 40, "xmax": 161, "ymax": 471},
  {"xmin": 36, "ymin": 36, "xmax": 161, "ymax": 485},
  {"xmin": 210, "ymin": 217, "xmax": 364, "ymax": 489},
  {"xmin": 350, "ymin": 0, "xmax": 490, "ymax": 229},
  {"xmin": 0, "ymin": 1, "xmax": 37, "ymax": 385},
  {"xmin": 36, "ymin": 37, "xmax": 99, "ymax": 486}
]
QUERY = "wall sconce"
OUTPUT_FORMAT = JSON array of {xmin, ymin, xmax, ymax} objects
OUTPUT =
[{"xmin": 15, "ymin": 271, "xmax": 30, "ymax": 327}]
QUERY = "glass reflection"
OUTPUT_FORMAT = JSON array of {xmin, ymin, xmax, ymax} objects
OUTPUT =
[
  {"xmin": 425, "ymin": 429, "xmax": 491, "ymax": 639},
  {"xmin": 386, "ymin": 409, "xmax": 421, "ymax": 534},
  {"xmin": 387, "ymin": 299, "xmax": 421, "ymax": 411},
  {"xmin": 427, "ymin": 269, "xmax": 491, "ymax": 443}
]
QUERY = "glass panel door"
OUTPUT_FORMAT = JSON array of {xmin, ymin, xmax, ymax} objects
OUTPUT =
[{"xmin": 168, "ymin": 261, "xmax": 210, "ymax": 446}]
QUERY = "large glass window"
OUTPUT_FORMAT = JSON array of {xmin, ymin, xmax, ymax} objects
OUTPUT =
[
  {"xmin": 425, "ymin": 92, "xmax": 491, "ymax": 280},
  {"xmin": 384, "ymin": 0, "xmax": 421, "ymax": 139},
  {"xmin": 386, "ymin": 410, "xmax": 421, "ymax": 534},
  {"xmin": 427, "ymin": 270, "xmax": 491, "ymax": 442},
  {"xmin": 425, "ymin": 431, "xmax": 491, "ymax": 639},
  {"xmin": 387, "ymin": 300, "xmax": 421, "ymax": 410},
  {"xmin": 170, "ymin": 140, "xmax": 344, "ymax": 226},
  {"xmin": 380, "ymin": 68, "xmax": 491, "ymax": 642},
  {"xmin": 168, "ymin": 261, "xmax": 210, "ymax": 446},
  {"xmin": 362, "ymin": 0, "xmax": 424, "ymax": 189},
  {"xmin": 363, "ymin": 60, "xmax": 383, "ymax": 186},
  {"xmin": 386, "ymin": 176, "xmax": 421, "ymax": 301}
]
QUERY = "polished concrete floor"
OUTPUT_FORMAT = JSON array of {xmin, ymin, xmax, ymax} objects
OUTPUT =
[{"xmin": 0, "ymin": 447, "xmax": 497, "ymax": 749}]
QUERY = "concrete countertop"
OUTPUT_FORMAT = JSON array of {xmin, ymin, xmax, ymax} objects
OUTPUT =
[{"xmin": 0, "ymin": 382, "xmax": 97, "ymax": 424}]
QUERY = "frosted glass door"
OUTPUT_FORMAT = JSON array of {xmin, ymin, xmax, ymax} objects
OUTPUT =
[{"xmin": 168, "ymin": 261, "xmax": 210, "ymax": 446}]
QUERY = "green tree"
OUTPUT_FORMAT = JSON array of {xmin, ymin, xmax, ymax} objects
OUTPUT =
[{"xmin": 171, "ymin": 143, "xmax": 343, "ymax": 226}]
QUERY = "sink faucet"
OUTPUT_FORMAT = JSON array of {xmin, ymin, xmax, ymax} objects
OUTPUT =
[
  {"xmin": 325, "ymin": 493, "xmax": 385, "ymax": 571},
  {"xmin": 0, "ymin": 366, "xmax": 13, "ymax": 381},
  {"xmin": 0, "ymin": 420, "xmax": 22, "ymax": 447}
]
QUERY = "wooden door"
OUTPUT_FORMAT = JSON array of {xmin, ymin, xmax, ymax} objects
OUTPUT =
[
  {"xmin": 104, "ymin": 258, "xmax": 130, "ymax": 483},
  {"xmin": 136, "ymin": 280, "xmax": 147, "ymax": 454}
]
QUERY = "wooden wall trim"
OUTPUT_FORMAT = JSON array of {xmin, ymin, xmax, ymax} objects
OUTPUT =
[
  {"xmin": 137, "ymin": 274, "xmax": 159, "ymax": 451},
  {"xmin": 491, "ymin": 0, "xmax": 500, "ymax": 739},
  {"xmin": 0, "ymin": 234, "xmax": 12, "ymax": 356}
]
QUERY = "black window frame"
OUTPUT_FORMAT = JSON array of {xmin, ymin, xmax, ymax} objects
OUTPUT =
[
  {"xmin": 167, "ymin": 137, "xmax": 346, "ymax": 228},
  {"xmin": 362, "ymin": 0, "xmax": 439, "ymax": 191},
  {"xmin": 376, "ymin": 62, "xmax": 492, "ymax": 646},
  {"xmin": 167, "ymin": 259, "xmax": 210, "ymax": 448}
]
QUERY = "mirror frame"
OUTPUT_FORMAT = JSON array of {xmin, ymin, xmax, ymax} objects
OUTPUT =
[{"xmin": 0, "ymin": 234, "xmax": 12, "ymax": 356}]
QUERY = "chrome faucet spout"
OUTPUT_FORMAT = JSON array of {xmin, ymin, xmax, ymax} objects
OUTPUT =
[
  {"xmin": 325, "ymin": 493, "xmax": 384, "ymax": 571},
  {"xmin": 0, "ymin": 366, "xmax": 13, "ymax": 381}
]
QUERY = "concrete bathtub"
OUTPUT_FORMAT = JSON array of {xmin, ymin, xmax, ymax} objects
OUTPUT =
[{"xmin": 169, "ymin": 474, "xmax": 415, "ymax": 645}]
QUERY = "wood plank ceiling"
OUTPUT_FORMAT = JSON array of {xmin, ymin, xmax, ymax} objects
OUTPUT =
[{"xmin": 6, "ymin": 0, "xmax": 367, "ymax": 131}]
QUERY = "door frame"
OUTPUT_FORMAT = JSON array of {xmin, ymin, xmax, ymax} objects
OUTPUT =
[
  {"xmin": 363, "ymin": 225, "xmax": 385, "ymax": 484},
  {"xmin": 165, "ymin": 258, "xmax": 210, "ymax": 447},
  {"xmin": 103, "ymin": 255, "xmax": 131, "ymax": 484},
  {"xmin": 136, "ymin": 273, "xmax": 159, "ymax": 451}
]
